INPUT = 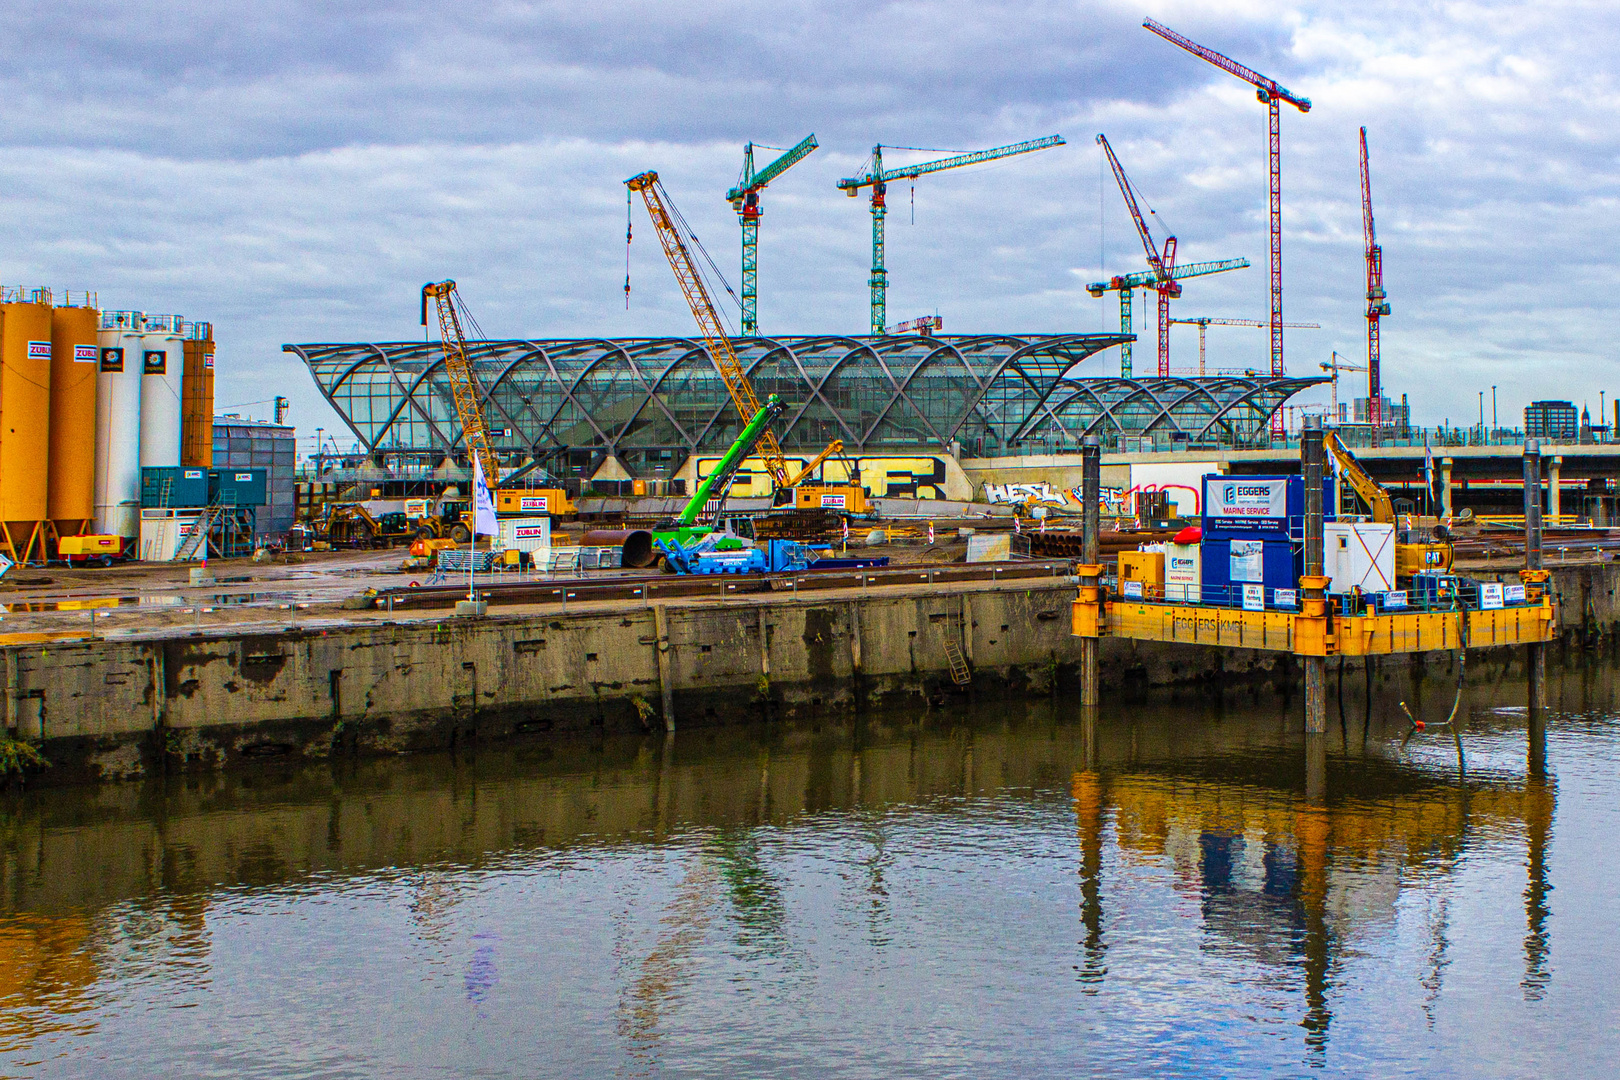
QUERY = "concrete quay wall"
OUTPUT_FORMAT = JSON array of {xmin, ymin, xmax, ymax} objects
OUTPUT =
[{"xmin": 6, "ymin": 562, "xmax": 1618, "ymax": 784}]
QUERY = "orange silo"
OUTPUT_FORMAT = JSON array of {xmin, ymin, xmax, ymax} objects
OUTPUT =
[
  {"xmin": 0, "ymin": 296, "xmax": 54, "ymax": 562},
  {"xmin": 49, "ymin": 303, "xmax": 100, "ymax": 539},
  {"xmin": 181, "ymin": 321, "xmax": 215, "ymax": 467}
]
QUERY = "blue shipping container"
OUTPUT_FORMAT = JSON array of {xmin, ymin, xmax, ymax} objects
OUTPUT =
[
  {"xmin": 1199, "ymin": 537, "xmax": 1299, "ymax": 606},
  {"xmin": 209, "ymin": 467, "xmax": 268, "ymax": 507},
  {"xmin": 141, "ymin": 467, "xmax": 209, "ymax": 509}
]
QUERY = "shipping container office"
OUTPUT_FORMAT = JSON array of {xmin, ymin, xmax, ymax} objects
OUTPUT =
[
  {"xmin": 208, "ymin": 467, "xmax": 267, "ymax": 507},
  {"xmin": 141, "ymin": 466, "xmax": 209, "ymax": 508},
  {"xmin": 1198, "ymin": 474, "xmax": 1335, "ymax": 606}
]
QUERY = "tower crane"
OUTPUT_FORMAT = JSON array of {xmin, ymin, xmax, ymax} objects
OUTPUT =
[
  {"xmin": 837, "ymin": 135, "xmax": 1065, "ymax": 335},
  {"xmin": 1096, "ymin": 133, "xmax": 1180, "ymax": 377},
  {"xmin": 1145, "ymin": 18, "xmax": 1310, "ymax": 434},
  {"xmin": 1086, "ymin": 258, "xmax": 1249, "ymax": 378},
  {"xmin": 1320, "ymin": 351, "xmax": 1367, "ymax": 424},
  {"xmin": 889, "ymin": 315, "xmax": 942, "ymax": 336},
  {"xmin": 1360, "ymin": 127, "xmax": 1391, "ymax": 446},
  {"xmin": 1170, "ymin": 316, "xmax": 1320, "ymax": 377},
  {"xmin": 725, "ymin": 134, "xmax": 818, "ymax": 336}
]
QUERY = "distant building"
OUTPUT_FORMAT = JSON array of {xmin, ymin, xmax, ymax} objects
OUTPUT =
[
  {"xmin": 213, "ymin": 418, "xmax": 296, "ymax": 538},
  {"xmin": 1524, "ymin": 400, "xmax": 1577, "ymax": 441},
  {"xmin": 1352, "ymin": 395, "xmax": 1410, "ymax": 433}
]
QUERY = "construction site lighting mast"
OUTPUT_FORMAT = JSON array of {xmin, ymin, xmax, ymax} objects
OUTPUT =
[
  {"xmin": 1144, "ymin": 19, "xmax": 1310, "ymax": 434},
  {"xmin": 421, "ymin": 280, "xmax": 500, "ymax": 487},
  {"xmin": 1097, "ymin": 133, "xmax": 1180, "ymax": 377},
  {"xmin": 726, "ymin": 134, "xmax": 818, "ymax": 337},
  {"xmin": 837, "ymin": 135, "xmax": 1065, "ymax": 335},
  {"xmin": 1087, "ymin": 258, "xmax": 1249, "ymax": 378},
  {"xmin": 1170, "ymin": 316, "xmax": 1320, "ymax": 376},
  {"xmin": 1360, "ymin": 127, "xmax": 1391, "ymax": 447}
]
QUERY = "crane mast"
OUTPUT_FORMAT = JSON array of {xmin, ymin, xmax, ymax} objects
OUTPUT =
[
  {"xmin": 726, "ymin": 134, "xmax": 818, "ymax": 336},
  {"xmin": 1145, "ymin": 18, "xmax": 1310, "ymax": 435},
  {"xmin": 626, "ymin": 170, "xmax": 792, "ymax": 491},
  {"xmin": 1097, "ymin": 133, "xmax": 1179, "ymax": 376},
  {"xmin": 1360, "ymin": 127, "xmax": 1391, "ymax": 447},
  {"xmin": 837, "ymin": 135, "xmax": 1064, "ymax": 335},
  {"xmin": 1087, "ymin": 257, "xmax": 1249, "ymax": 378},
  {"xmin": 1170, "ymin": 316, "xmax": 1320, "ymax": 376},
  {"xmin": 421, "ymin": 280, "xmax": 499, "ymax": 487}
]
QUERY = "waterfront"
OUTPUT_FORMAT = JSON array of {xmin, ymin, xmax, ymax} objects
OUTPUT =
[{"xmin": 2, "ymin": 670, "xmax": 1616, "ymax": 1077}]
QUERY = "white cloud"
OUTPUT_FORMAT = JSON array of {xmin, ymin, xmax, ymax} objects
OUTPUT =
[{"xmin": 0, "ymin": 0, "xmax": 1616, "ymax": 445}]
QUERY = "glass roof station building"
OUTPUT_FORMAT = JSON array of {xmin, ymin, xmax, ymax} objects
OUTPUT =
[{"xmin": 288, "ymin": 333, "xmax": 1325, "ymax": 481}]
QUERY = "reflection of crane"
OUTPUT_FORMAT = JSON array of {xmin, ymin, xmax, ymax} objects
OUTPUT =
[
  {"xmin": 837, "ymin": 135, "xmax": 1065, "ymax": 334},
  {"xmin": 1145, "ymin": 19, "xmax": 1311, "ymax": 433},
  {"xmin": 888, "ymin": 314, "xmax": 942, "ymax": 336},
  {"xmin": 1087, "ymin": 258, "xmax": 1249, "ymax": 378},
  {"xmin": 1171, "ymin": 316, "xmax": 1320, "ymax": 376},
  {"xmin": 1097, "ymin": 133, "xmax": 1179, "ymax": 376},
  {"xmin": 421, "ymin": 280, "xmax": 500, "ymax": 485},
  {"xmin": 726, "ymin": 134, "xmax": 818, "ymax": 336},
  {"xmin": 1320, "ymin": 351, "xmax": 1367, "ymax": 424},
  {"xmin": 1360, "ymin": 127, "xmax": 1392, "ymax": 446}
]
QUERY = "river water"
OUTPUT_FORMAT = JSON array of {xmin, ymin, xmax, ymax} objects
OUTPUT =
[{"xmin": 2, "ymin": 664, "xmax": 1616, "ymax": 1078}]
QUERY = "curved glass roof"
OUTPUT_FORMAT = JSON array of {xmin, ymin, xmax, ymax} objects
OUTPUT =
[{"xmin": 287, "ymin": 334, "xmax": 1320, "ymax": 461}]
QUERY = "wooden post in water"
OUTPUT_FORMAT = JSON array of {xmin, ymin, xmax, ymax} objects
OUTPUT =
[
  {"xmin": 1524, "ymin": 438, "xmax": 1547, "ymax": 776},
  {"xmin": 1079, "ymin": 436, "xmax": 1102, "ymax": 708},
  {"xmin": 1302, "ymin": 418, "xmax": 1327, "ymax": 737}
]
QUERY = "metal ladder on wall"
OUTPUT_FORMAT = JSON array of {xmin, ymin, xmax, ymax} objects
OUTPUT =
[{"xmin": 941, "ymin": 611, "xmax": 971, "ymax": 686}]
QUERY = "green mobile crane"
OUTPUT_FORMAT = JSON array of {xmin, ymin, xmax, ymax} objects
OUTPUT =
[{"xmin": 588, "ymin": 395, "xmax": 788, "ymax": 568}]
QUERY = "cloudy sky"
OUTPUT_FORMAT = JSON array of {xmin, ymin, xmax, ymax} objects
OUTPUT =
[{"xmin": 1, "ymin": 0, "xmax": 1614, "ymax": 452}]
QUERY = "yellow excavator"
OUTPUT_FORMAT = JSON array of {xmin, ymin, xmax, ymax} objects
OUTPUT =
[{"xmin": 1324, "ymin": 431, "xmax": 1452, "ymax": 580}]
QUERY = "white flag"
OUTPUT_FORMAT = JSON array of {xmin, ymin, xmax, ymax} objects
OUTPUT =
[{"xmin": 473, "ymin": 456, "xmax": 498, "ymax": 537}]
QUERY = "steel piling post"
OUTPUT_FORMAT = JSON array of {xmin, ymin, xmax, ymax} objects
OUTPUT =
[
  {"xmin": 1079, "ymin": 436, "xmax": 1102, "ymax": 708},
  {"xmin": 1524, "ymin": 439, "xmax": 1547, "ymax": 775},
  {"xmin": 1302, "ymin": 418, "xmax": 1327, "ymax": 737}
]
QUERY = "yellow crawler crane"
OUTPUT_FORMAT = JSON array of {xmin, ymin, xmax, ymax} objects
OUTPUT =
[
  {"xmin": 627, "ymin": 170, "xmax": 853, "ymax": 506},
  {"xmin": 422, "ymin": 281, "xmax": 500, "ymax": 488},
  {"xmin": 626, "ymin": 172, "xmax": 790, "ymax": 492},
  {"xmin": 1324, "ymin": 430, "xmax": 1452, "ymax": 580}
]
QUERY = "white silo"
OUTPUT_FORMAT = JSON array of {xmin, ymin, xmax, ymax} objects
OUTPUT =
[
  {"xmin": 94, "ymin": 311, "xmax": 146, "ymax": 538},
  {"xmin": 139, "ymin": 314, "xmax": 184, "ymax": 471}
]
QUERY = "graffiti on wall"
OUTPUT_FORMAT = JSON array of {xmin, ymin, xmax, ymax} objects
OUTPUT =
[
  {"xmin": 984, "ymin": 482, "xmax": 1127, "ymax": 511},
  {"xmin": 694, "ymin": 455, "xmax": 952, "ymax": 499},
  {"xmin": 982, "ymin": 481, "xmax": 1197, "ymax": 516}
]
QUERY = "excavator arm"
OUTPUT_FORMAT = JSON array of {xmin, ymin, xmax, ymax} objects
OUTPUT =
[{"xmin": 1324, "ymin": 431, "xmax": 1392, "ymax": 523}]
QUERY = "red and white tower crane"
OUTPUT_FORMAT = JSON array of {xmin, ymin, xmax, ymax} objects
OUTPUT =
[
  {"xmin": 1097, "ymin": 133, "xmax": 1178, "ymax": 376},
  {"xmin": 1144, "ymin": 19, "xmax": 1311, "ymax": 434},
  {"xmin": 1360, "ymin": 127, "xmax": 1391, "ymax": 447}
]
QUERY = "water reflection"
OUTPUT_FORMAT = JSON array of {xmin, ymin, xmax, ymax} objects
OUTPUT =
[{"xmin": 0, "ymin": 670, "xmax": 1609, "ymax": 1076}]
